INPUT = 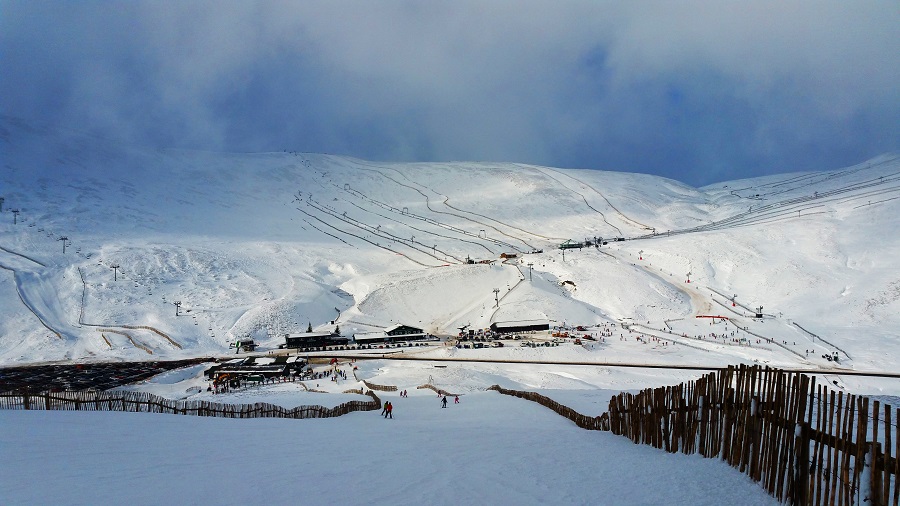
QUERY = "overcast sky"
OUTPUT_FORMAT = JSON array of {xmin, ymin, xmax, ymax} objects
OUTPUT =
[{"xmin": 2, "ymin": 1, "xmax": 898, "ymax": 185}]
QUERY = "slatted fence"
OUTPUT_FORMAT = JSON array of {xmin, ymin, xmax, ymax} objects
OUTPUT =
[
  {"xmin": 607, "ymin": 364, "xmax": 898, "ymax": 506},
  {"xmin": 488, "ymin": 385, "xmax": 609, "ymax": 431},
  {"xmin": 0, "ymin": 389, "xmax": 381, "ymax": 420},
  {"xmin": 360, "ymin": 379, "xmax": 398, "ymax": 392}
]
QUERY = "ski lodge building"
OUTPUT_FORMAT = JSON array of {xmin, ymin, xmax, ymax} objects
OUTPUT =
[
  {"xmin": 283, "ymin": 331, "xmax": 348, "ymax": 349},
  {"xmin": 354, "ymin": 324, "xmax": 427, "ymax": 345},
  {"xmin": 489, "ymin": 319, "xmax": 551, "ymax": 334}
]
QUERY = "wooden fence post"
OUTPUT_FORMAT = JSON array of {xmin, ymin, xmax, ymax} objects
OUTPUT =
[
  {"xmin": 863, "ymin": 442, "xmax": 881, "ymax": 506},
  {"xmin": 791, "ymin": 422, "xmax": 810, "ymax": 506}
]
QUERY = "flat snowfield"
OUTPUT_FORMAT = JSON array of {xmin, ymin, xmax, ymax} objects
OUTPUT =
[{"xmin": 0, "ymin": 391, "xmax": 776, "ymax": 506}]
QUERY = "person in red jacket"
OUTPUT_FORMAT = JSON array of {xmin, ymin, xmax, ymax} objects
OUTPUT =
[{"xmin": 385, "ymin": 401, "xmax": 393, "ymax": 419}]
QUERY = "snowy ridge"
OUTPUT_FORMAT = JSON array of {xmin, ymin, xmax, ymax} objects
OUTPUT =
[{"xmin": 1, "ymin": 117, "xmax": 899, "ymax": 382}]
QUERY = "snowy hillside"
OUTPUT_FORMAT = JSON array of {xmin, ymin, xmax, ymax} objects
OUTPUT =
[{"xmin": 2, "ymin": 115, "xmax": 899, "ymax": 382}]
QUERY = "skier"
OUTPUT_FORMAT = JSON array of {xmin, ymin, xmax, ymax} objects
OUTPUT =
[
  {"xmin": 381, "ymin": 401, "xmax": 388, "ymax": 417},
  {"xmin": 441, "ymin": 396, "xmax": 448, "ymax": 408},
  {"xmin": 384, "ymin": 401, "xmax": 393, "ymax": 419},
  {"xmin": 454, "ymin": 395, "xmax": 459, "ymax": 404}
]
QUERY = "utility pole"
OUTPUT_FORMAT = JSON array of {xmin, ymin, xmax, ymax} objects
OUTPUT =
[
  {"xmin": 111, "ymin": 264, "xmax": 120, "ymax": 281},
  {"xmin": 527, "ymin": 262, "xmax": 533, "ymax": 281},
  {"xmin": 493, "ymin": 288, "xmax": 500, "ymax": 308},
  {"xmin": 11, "ymin": 209, "xmax": 20, "ymax": 224},
  {"xmin": 59, "ymin": 236, "xmax": 69, "ymax": 254},
  {"xmin": 562, "ymin": 249, "xmax": 565, "ymax": 261},
  {"xmin": 174, "ymin": 301, "xmax": 182, "ymax": 316}
]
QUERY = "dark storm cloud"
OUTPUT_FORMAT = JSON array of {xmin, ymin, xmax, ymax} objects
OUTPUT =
[{"xmin": 2, "ymin": 0, "xmax": 898, "ymax": 185}]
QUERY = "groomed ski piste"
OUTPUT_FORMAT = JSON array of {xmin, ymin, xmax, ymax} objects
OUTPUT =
[{"xmin": 1, "ymin": 116, "xmax": 898, "ymax": 504}]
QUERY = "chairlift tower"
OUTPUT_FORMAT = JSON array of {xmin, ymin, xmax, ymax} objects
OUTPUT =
[
  {"xmin": 0, "ymin": 197, "xmax": 4, "ymax": 212},
  {"xmin": 111, "ymin": 264, "xmax": 120, "ymax": 281},
  {"xmin": 59, "ymin": 236, "xmax": 69, "ymax": 254},
  {"xmin": 686, "ymin": 271, "xmax": 692, "ymax": 284},
  {"xmin": 11, "ymin": 209, "xmax": 20, "ymax": 224},
  {"xmin": 527, "ymin": 262, "xmax": 533, "ymax": 281},
  {"xmin": 174, "ymin": 301, "xmax": 182, "ymax": 316},
  {"xmin": 493, "ymin": 288, "xmax": 500, "ymax": 308},
  {"xmin": 639, "ymin": 250, "xmax": 643, "ymax": 260}
]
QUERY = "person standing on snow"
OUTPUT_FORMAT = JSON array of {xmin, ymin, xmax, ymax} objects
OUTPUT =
[
  {"xmin": 454, "ymin": 395, "xmax": 459, "ymax": 404},
  {"xmin": 381, "ymin": 401, "xmax": 388, "ymax": 417},
  {"xmin": 441, "ymin": 396, "xmax": 448, "ymax": 408},
  {"xmin": 384, "ymin": 401, "xmax": 393, "ymax": 419}
]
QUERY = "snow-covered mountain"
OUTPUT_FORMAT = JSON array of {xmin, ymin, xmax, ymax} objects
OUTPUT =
[{"xmin": 2, "ymin": 115, "xmax": 899, "ymax": 377}]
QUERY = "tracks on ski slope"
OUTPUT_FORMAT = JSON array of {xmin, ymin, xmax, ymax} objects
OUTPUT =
[
  {"xmin": 303, "ymin": 165, "xmax": 526, "ymax": 255},
  {"xmin": 98, "ymin": 328, "xmax": 153, "ymax": 355},
  {"xmin": 595, "ymin": 247, "xmax": 710, "ymax": 319},
  {"xmin": 792, "ymin": 322, "xmax": 851, "ymax": 360},
  {"xmin": 720, "ymin": 319, "xmax": 806, "ymax": 359},
  {"xmin": 342, "ymin": 161, "xmax": 535, "ymax": 250},
  {"xmin": 76, "ymin": 267, "xmax": 184, "ymax": 351},
  {"xmin": 487, "ymin": 263, "xmax": 527, "ymax": 324},
  {"xmin": 634, "ymin": 168, "xmax": 900, "ymax": 241},
  {"xmin": 344, "ymin": 200, "xmax": 496, "ymax": 255},
  {"xmin": 300, "ymin": 218, "xmax": 356, "ymax": 247},
  {"xmin": 726, "ymin": 155, "xmax": 900, "ymax": 200},
  {"xmin": 626, "ymin": 322, "xmax": 723, "ymax": 353},
  {"xmin": 338, "ymin": 186, "xmax": 517, "ymax": 253},
  {"xmin": 439, "ymin": 196, "xmax": 559, "ymax": 245},
  {"xmin": 294, "ymin": 206, "xmax": 432, "ymax": 267},
  {"xmin": 296, "ymin": 207, "xmax": 458, "ymax": 267},
  {"xmin": 303, "ymin": 197, "xmax": 463, "ymax": 263},
  {"xmin": 0, "ymin": 245, "xmax": 47, "ymax": 268},
  {"xmin": 595, "ymin": 250, "xmax": 811, "ymax": 362},
  {"xmin": 531, "ymin": 165, "xmax": 653, "ymax": 233},
  {"xmin": 0, "ymin": 264, "xmax": 64, "ymax": 339},
  {"xmin": 524, "ymin": 165, "xmax": 623, "ymax": 236},
  {"xmin": 341, "ymin": 160, "xmax": 548, "ymax": 250}
]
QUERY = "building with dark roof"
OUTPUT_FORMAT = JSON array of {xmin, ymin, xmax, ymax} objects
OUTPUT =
[
  {"xmin": 284, "ymin": 331, "xmax": 348, "ymax": 349},
  {"xmin": 489, "ymin": 319, "xmax": 550, "ymax": 334}
]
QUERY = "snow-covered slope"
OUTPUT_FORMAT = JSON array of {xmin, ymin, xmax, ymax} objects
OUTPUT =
[{"xmin": 2, "ymin": 115, "xmax": 899, "ymax": 378}]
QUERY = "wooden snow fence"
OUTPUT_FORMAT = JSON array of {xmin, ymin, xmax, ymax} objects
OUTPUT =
[
  {"xmin": 418, "ymin": 384, "xmax": 461, "ymax": 397},
  {"xmin": 0, "ymin": 389, "xmax": 382, "ymax": 420},
  {"xmin": 487, "ymin": 385, "xmax": 609, "ymax": 431},
  {"xmin": 352, "ymin": 368, "xmax": 397, "ymax": 392},
  {"xmin": 361, "ymin": 379, "xmax": 397, "ymax": 392},
  {"xmin": 607, "ymin": 364, "xmax": 899, "ymax": 506}
]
